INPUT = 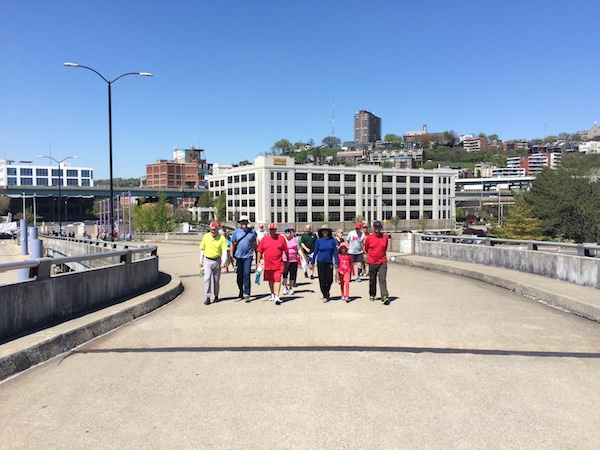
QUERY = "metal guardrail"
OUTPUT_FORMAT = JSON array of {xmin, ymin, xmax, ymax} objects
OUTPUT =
[
  {"xmin": 417, "ymin": 233, "xmax": 600, "ymax": 257},
  {"xmin": 0, "ymin": 242, "xmax": 157, "ymax": 280}
]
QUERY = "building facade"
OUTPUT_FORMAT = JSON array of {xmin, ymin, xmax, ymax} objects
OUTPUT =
[
  {"xmin": 506, "ymin": 152, "xmax": 561, "ymax": 175},
  {"xmin": 0, "ymin": 160, "xmax": 94, "ymax": 187},
  {"xmin": 354, "ymin": 110, "xmax": 382, "ymax": 144},
  {"xmin": 208, "ymin": 156, "xmax": 455, "ymax": 231}
]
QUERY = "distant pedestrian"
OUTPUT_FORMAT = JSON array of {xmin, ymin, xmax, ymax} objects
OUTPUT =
[
  {"xmin": 361, "ymin": 222, "xmax": 370, "ymax": 277},
  {"xmin": 231, "ymin": 215, "xmax": 257, "ymax": 303},
  {"xmin": 219, "ymin": 222, "xmax": 227, "ymax": 236},
  {"xmin": 282, "ymin": 227, "xmax": 302, "ymax": 296},
  {"xmin": 300, "ymin": 224, "xmax": 317, "ymax": 279},
  {"xmin": 346, "ymin": 222, "xmax": 366, "ymax": 282},
  {"xmin": 199, "ymin": 221, "xmax": 228, "ymax": 305},
  {"xmin": 364, "ymin": 220, "xmax": 390, "ymax": 305},
  {"xmin": 256, "ymin": 223, "xmax": 289, "ymax": 305},
  {"xmin": 310, "ymin": 224, "xmax": 338, "ymax": 302},
  {"xmin": 337, "ymin": 242, "xmax": 354, "ymax": 303}
]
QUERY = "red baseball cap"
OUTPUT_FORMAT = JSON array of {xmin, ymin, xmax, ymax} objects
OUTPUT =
[
  {"xmin": 355, "ymin": 222, "xmax": 362, "ymax": 228},
  {"xmin": 220, "ymin": 223, "xmax": 226, "ymax": 227},
  {"xmin": 268, "ymin": 222, "xmax": 277, "ymax": 230},
  {"xmin": 209, "ymin": 222, "xmax": 218, "ymax": 229},
  {"xmin": 259, "ymin": 224, "xmax": 264, "ymax": 229}
]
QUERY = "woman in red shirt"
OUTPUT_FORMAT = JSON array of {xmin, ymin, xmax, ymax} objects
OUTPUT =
[{"xmin": 363, "ymin": 220, "xmax": 390, "ymax": 305}]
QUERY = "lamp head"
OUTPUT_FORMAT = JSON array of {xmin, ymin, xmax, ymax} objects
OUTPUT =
[
  {"xmin": 139, "ymin": 72, "xmax": 153, "ymax": 77},
  {"xmin": 63, "ymin": 62, "xmax": 79, "ymax": 67}
]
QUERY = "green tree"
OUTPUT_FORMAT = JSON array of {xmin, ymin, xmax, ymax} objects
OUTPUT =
[
  {"xmin": 322, "ymin": 136, "xmax": 341, "ymax": 148},
  {"xmin": 389, "ymin": 215, "xmax": 401, "ymax": 230},
  {"xmin": 271, "ymin": 139, "xmax": 293, "ymax": 155},
  {"xmin": 132, "ymin": 193, "xmax": 176, "ymax": 233},
  {"xmin": 215, "ymin": 192, "xmax": 227, "ymax": 223},
  {"xmin": 524, "ymin": 163, "xmax": 600, "ymax": 242},
  {"xmin": 492, "ymin": 195, "xmax": 543, "ymax": 240},
  {"xmin": 14, "ymin": 208, "xmax": 35, "ymax": 223},
  {"xmin": 455, "ymin": 207, "xmax": 466, "ymax": 221},
  {"xmin": 0, "ymin": 192, "xmax": 10, "ymax": 215},
  {"xmin": 197, "ymin": 192, "xmax": 214, "ymax": 208},
  {"xmin": 418, "ymin": 215, "xmax": 429, "ymax": 232},
  {"xmin": 488, "ymin": 134, "xmax": 499, "ymax": 141}
]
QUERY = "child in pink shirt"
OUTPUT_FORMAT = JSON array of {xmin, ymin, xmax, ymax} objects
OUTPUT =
[{"xmin": 337, "ymin": 242, "xmax": 355, "ymax": 303}]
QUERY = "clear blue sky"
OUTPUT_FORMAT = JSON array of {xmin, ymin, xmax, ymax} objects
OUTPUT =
[{"xmin": 1, "ymin": 0, "xmax": 599, "ymax": 179}]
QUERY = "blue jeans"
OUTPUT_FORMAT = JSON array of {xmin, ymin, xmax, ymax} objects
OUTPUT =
[{"xmin": 236, "ymin": 257, "xmax": 253, "ymax": 296}]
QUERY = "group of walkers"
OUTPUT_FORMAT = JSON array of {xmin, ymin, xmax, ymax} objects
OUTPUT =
[{"xmin": 199, "ymin": 217, "xmax": 391, "ymax": 306}]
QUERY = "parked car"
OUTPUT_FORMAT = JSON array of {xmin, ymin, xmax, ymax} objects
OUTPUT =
[
  {"xmin": 67, "ymin": 222, "xmax": 85, "ymax": 227},
  {"xmin": 0, "ymin": 232, "xmax": 14, "ymax": 239}
]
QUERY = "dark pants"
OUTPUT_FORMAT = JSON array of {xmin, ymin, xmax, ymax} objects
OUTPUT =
[
  {"xmin": 236, "ymin": 257, "xmax": 253, "ymax": 296},
  {"xmin": 369, "ymin": 262, "xmax": 389, "ymax": 299},
  {"xmin": 317, "ymin": 261, "xmax": 334, "ymax": 299}
]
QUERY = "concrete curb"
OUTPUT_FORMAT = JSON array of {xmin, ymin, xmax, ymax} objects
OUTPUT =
[
  {"xmin": 0, "ymin": 273, "xmax": 183, "ymax": 382},
  {"xmin": 393, "ymin": 256, "xmax": 600, "ymax": 323}
]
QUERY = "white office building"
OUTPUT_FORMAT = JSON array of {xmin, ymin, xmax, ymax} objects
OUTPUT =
[
  {"xmin": 0, "ymin": 160, "xmax": 94, "ymax": 187},
  {"xmin": 208, "ymin": 156, "xmax": 455, "ymax": 230}
]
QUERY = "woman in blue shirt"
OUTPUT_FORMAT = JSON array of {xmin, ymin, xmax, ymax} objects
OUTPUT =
[{"xmin": 309, "ymin": 224, "xmax": 338, "ymax": 302}]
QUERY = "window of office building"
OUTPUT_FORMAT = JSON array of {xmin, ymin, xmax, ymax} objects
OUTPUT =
[
  {"xmin": 312, "ymin": 173, "xmax": 324, "ymax": 181},
  {"xmin": 228, "ymin": 200, "xmax": 233, "ymax": 207},
  {"xmin": 383, "ymin": 211, "xmax": 392, "ymax": 220},
  {"xmin": 36, "ymin": 168, "xmax": 48, "ymax": 176},
  {"xmin": 328, "ymin": 174, "xmax": 340, "ymax": 181},
  {"xmin": 424, "ymin": 199, "xmax": 433, "ymax": 206},
  {"xmin": 410, "ymin": 187, "xmax": 420, "ymax": 195},
  {"xmin": 36, "ymin": 177, "xmax": 48, "ymax": 186},
  {"xmin": 249, "ymin": 174, "xmax": 255, "ymax": 182},
  {"xmin": 312, "ymin": 186, "xmax": 324, "ymax": 194},
  {"xmin": 234, "ymin": 188, "xmax": 240, "ymax": 194},
  {"xmin": 21, "ymin": 177, "xmax": 33, "ymax": 185},
  {"xmin": 344, "ymin": 212, "xmax": 355, "ymax": 221},
  {"xmin": 344, "ymin": 198, "xmax": 356, "ymax": 206},
  {"xmin": 242, "ymin": 200, "xmax": 247, "ymax": 207},
  {"xmin": 7, "ymin": 168, "xmax": 17, "ymax": 176},
  {"xmin": 277, "ymin": 199, "xmax": 282, "ymax": 207},
  {"xmin": 344, "ymin": 186, "xmax": 356, "ymax": 195},
  {"xmin": 397, "ymin": 211, "xmax": 406, "ymax": 219},
  {"xmin": 329, "ymin": 199, "xmax": 340, "ymax": 207},
  {"xmin": 396, "ymin": 199, "xmax": 406, "ymax": 206},
  {"xmin": 424, "ymin": 177, "xmax": 433, "ymax": 183},
  {"xmin": 296, "ymin": 199, "xmax": 307, "ymax": 207},
  {"xmin": 295, "ymin": 172, "xmax": 307, "ymax": 181},
  {"xmin": 410, "ymin": 211, "xmax": 420, "ymax": 219},
  {"xmin": 221, "ymin": 179, "xmax": 225, "ymax": 186},
  {"xmin": 312, "ymin": 212, "xmax": 324, "ymax": 222},
  {"xmin": 20, "ymin": 168, "xmax": 33, "ymax": 176},
  {"xmin": 66, "ymin": 178, "xmax": 78, "ymax": 186},
  {"xmin": 423, "ymin": 211, "xmax": 433, "ymax": 219},
  {"xmin": 383, "ymin": 199, "xmax": 392, "ymax": 206},
  {"xmin": 382, "ymin": 187, "xmax": 392, "ymax": 195},
  {"xmin": 241, "ymin": 187, "xmax": 247, "ymax": 194},
  {"xmin": 249, "ymin": 186, "xmax": 255, "ymax": 194},
  {"xmin": 234, "ymin": 175, "xmax": 240, "ymax": 183},
  {"xmin": 312, "ymin": 199, "xmax": 325, "ymax": 207},
  {"xmin": 329, "ymin": 212, "xmax": 340, "ymax": 221},
  {"xmin": 276, "ymin": 172, "xmax": 282, "ymax": 181},
  {"xmin": 396, "ymin": 187, "xmax": 406, "ymax": 195},
  {"xmin": 250, "ymin": 212, "xmax": 256, "ymax": 222},
  {"xmin": 249, "ymin": 199, "xmax": 255, "ymax": 207},
  {"xmin": 228, "ymin": 188, "xmax": 233, "ymax": 195},
  {"xmin": 227, "ymin": 176, "xmax": 232, "ymax": 183},
  {"xmin": 410, "ymin": 176, "xmax": 420, "ymax": 183},
  {"xmin": 410, "ymin": 199, "xmax": 420, "ymax": 206},
  {"xmin": 344, "ymin": 174, "xmax": 356, "ymax": 182},
  {"xmin": 424, "ymin": 188, "xmax": 433, "ymax": 195},
  {"xmin": 397, "ymin": 175, "xmax": 406, "ymax": 183},
  {"xmin": 296, "ymin": 211, "xmax": 307, "ymax": 223},
  {"xmin": 241, "ymin": 174, "xmax": 247, "ymax": 182},
  {"xmin": 67, "ymin": 170, "xmax": 77, "ymax": 177},
  {"xmin": 296, "ymin": 185, "xmax": 307, "ymax": 194},
  {"xmin": 81, "ymin": 179, "xmax": 90, "ymax": 187},
  {"xmin": 329, "ymin": 186, "xmax": 340, "ymax": 194},
  {"xmin": 51, "ymin": 178, "xmax": 59, "ymax": 186},
  {"xmin": 382, "ymin": 175, "xmax": 393, "ymax": 183}
]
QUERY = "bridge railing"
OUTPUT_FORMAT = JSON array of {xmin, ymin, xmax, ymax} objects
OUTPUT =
[
  {"xmin": 413, "ymin": 233, "xmax": 600, "ymax": 289},
  {"xmin": 0, "ymin": 240, "xmax": 160, "ymax": 343}
]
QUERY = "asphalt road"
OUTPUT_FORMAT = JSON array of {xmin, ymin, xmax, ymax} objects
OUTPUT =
[{"xmin": 1, "ymin": 242, "xmax": 600, "ymax": 449}]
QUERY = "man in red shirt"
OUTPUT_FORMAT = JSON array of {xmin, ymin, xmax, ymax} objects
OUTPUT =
[
  {"xmin": 363, "ymin": 220, "xmax": 390, "ymax": 304},
  {"xmin": 256, "ymin": 223, "xmax": 289, "ymax": 305}
]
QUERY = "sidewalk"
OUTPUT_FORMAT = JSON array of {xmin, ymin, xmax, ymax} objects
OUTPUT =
[{"xmin": 1, "ymin": 243, "xmax": 600, "ymax": 448}]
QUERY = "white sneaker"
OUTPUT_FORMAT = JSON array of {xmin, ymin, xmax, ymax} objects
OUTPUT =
[
  {"xmin": 356, "ymin": 277, "xmax": 362, "ymax": 282},
  {"xmin": 275, "ymin": 297, "xmax": 282, "ymax": 305},
  {"xmin": 269, "ymin": 293, "xmax": 275, "ymax": 301},
  {"xmin": 288, "ymin": 289, "xmax": 294, "ymax": 295},
  {"xmin": 282, "ymin": 286, "xmax": 288, "ymax": 295}
]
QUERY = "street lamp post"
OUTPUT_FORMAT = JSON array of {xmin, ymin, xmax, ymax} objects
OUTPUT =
[
  {"xmin": 64, "ymin": 62, "xmax": 152, "ymax": 241},
  {"xmin": 37, "ymin": 155, "xmax": 78, "ymax": 235}
]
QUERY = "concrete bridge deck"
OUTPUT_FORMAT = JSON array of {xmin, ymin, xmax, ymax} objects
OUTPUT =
[{"xmin": 1, "ymin": 242, "xmax": 600, "ymax": 448}]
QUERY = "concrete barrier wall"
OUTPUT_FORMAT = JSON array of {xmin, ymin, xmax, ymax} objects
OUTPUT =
[
  {"xmin": 414, "ymin": 239, "xmax": 600, "ymax": 290},
  {"xmin": 0, "ymin": 255, "xmax": 159, "ymax": 343}
]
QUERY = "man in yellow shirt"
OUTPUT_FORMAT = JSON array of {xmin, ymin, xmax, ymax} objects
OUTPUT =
[{"xmin": 199, "ymin": 221, "xmax": 229, "ymax": 305}]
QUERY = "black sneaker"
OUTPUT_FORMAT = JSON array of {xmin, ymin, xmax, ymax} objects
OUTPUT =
[
  {"xmin": 214, "ymin": 296, "xmax": 220, "ymax": 303},
  {"xmin": 382, "ymin": 296, "xmax": 390, "ymax": 305},
  {"xmin": 310, "ymin": 275, "xmax": 314, "ymax": 280},
  {"xmin": 304, "ymin": 271, "xmax": 308, "ymax": 278},
  {"xmin": 244, "ymin": 295, "xmax": 251, "ymax": 303},
  {"xmin": 204, "ymin": 298, "xmax": 211, "ymax": 305},
  {"xmin": 239, "ymin": 289, "xmax": 243, "ymax": 299}
]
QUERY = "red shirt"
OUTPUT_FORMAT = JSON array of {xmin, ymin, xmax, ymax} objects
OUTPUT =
[
  {"xmin": 364, "ymin": 233, "xmax": 388, "ymax": 265},
  {"xmin": 257, "ymin": 234, "xmax": 288, "ymax": 270}
]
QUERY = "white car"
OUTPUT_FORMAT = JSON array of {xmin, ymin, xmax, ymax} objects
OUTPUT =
[{"xmin": 67, "ymin": 222, "xmax": 85, "ymax": 227}]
